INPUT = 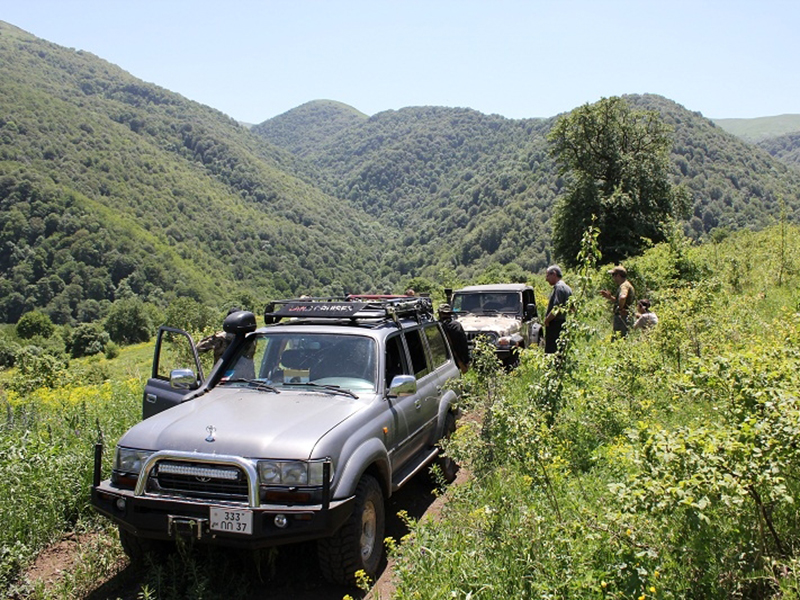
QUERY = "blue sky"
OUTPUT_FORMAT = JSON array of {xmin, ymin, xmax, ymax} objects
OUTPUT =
[{"xmin": 2, "ymin": 0, "xmax": 798, "ymax": 124}]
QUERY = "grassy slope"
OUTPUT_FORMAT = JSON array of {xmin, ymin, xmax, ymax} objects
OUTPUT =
[
  {"xmin": 390, "ymin": 224, "xmax": 800, "ymax": 599},
  {"xmin": 714, "ymin": 114, "xmax": 800, "ymax": 142}
]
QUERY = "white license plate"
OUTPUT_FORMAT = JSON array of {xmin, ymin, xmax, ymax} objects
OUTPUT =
[{"xmin": 209, "ymin": 507, "xmax": 253, "ymax": 535}]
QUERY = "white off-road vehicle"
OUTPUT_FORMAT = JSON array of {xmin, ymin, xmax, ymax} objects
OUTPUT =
[{"xmin": 446, "ymin": 283, "xmax": 542, "ymax": 368}]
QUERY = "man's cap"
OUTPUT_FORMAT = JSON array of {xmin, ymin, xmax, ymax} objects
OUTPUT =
[
  {"xmin": 438, "ymin": 303, "xmax": 453, "ymax": 313},
  {"xmin": 608, "ymin": 265, "xmax": 627, "ymax": 277}
]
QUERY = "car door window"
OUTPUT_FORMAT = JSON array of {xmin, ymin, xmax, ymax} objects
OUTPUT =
[
  {"xmin": 385, "ymin": 334, "xmax": 409, "ymax": 384},
  {"xmin": 404, "ymin": 329, "xmax": 430, "ymax": 379},
  {"xmin": 424, "ymin": 323, "xmax": 449, "ymax": 370}
]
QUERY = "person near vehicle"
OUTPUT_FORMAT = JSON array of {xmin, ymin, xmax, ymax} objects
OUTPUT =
[
  {"xmin": 543, "ymin": 265, "xmax": 572, "ymax": 354},
  {"xmin": 633, "ymin": 298, "xmax": 658, "ymax": 330},
  {"xmin": 438, "ymin": 303, "xmax": 470, "ymax": 374},
  {"xmin": 196, "ymin": 307, "xmax": 241, "ymax": 362},
  {"xmin": 600, "ymin": 266, "xmax": 635, "ymax": 336}
]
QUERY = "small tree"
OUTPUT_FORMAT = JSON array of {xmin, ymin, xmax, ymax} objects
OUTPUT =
[
  {"xmin": 67, "ymin": 322, "xmax": 111, "ymax": 358},
  {"xmin": 16, "ymin": 311, "xmax": 55, "ymax": 340},
  {"xmin": 548, "ymin": 96, "xmax": 689, "ymax": 267},
  {"xmin": 162, "ymin": 297, "xmax": 217, "ymax": 334},
  {"xmin": 104, "ymin": 298, "xmax": 153, "ymax": 345}
]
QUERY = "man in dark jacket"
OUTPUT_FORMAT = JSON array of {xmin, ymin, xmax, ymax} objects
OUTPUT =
[
  {"xmin": 544, "ymin": 265, "xmax": 572, "ymax": 354},
  {"xmin": 438, "ymin": 304, "xmax": 470, "ymax": 374}
]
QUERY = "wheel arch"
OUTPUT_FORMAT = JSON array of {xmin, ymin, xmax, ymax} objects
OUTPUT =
[{"xmin": 334, "ymin": 437, "xmax": 392, "ymax": 499}]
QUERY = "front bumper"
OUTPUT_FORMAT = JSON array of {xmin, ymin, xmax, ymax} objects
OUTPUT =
[
  {"xmin": 91, "ymin": 481, "xmax": 354, "ymax": 548},
  {"xmin": 90, "ymin": 444, "xmax": 353, "ymax": 548}
]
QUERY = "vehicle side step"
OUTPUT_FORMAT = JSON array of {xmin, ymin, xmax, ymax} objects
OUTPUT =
[{"xmin": 391, "ymin": 447, "xmax": 439, "ymax": 491}]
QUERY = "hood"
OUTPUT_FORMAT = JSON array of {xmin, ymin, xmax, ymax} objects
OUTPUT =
[
  {"xmin": 456, "ymin": 314, "xmax": 522, "ymax": 337},
  {"xmin": 118, "ymin": 387, "xmax": 368, "ymax": 459}
]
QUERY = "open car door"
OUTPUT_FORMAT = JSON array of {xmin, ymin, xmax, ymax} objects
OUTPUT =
[{"xmin": 142, "ymin": 326, "xmax": 205, "ymax": 419}]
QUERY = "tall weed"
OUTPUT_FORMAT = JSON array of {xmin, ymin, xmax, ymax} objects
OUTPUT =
[
  {"xmin": 392, "ymin": 225, "xmax": 800, "ymax": 599},
  {"xmin": 0, "ymin": 380, "xmax": 140, "ymax": 593}
]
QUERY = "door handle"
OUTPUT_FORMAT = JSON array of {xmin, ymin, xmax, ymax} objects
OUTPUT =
[
  {"xmin": 414, "ymin": 400, "xmax": 421, "ymax": 409},
  {"xmin": 146, "ymin": 393, "xmax": 157, "ymax": 404}
]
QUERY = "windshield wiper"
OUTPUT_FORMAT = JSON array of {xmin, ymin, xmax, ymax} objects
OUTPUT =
[
  {"xmin": 282, "ymin": 381, "xmax": 358, "ymax": 399},
  {"xmin": 222, "ymin": 378, "xmax": 281, "ymax": 393}
]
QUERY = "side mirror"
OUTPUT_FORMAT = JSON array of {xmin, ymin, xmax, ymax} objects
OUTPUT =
[
  {"xmin": 387, "ymin": 374, "xmax": 417, "ymax": 398},
  {"xmin": 525, "ymin": 303, "xmax": 538, "ymax": 320},
  {"xmin": 170, "ymin": 368, "xmax": 199, "ymax": 390}
]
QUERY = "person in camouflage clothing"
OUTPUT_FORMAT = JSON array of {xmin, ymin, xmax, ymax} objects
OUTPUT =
[{"xmin": 196, "ymin": 307, "xmax": 241, "ymax": 362}]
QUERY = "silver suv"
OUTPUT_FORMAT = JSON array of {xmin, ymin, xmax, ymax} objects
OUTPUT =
[
  {"xmin": 447, "ymin": 283, "xmax": 542, "ymax": 368},
  {"xmin": 91, "ymin": 297, "xmax": 460, "ymax": 584}
]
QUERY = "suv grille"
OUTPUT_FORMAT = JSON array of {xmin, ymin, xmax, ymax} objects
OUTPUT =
[
  {"xmin": 466, "ymin": 331, "xmax": 498, "ymax": 345},
  {"xmin": 151, "ymin": 461, "xmax": 249, "ymax": 501}
]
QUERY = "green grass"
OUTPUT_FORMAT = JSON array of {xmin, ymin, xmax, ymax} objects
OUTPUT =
[
  {"xmin": 713, "ymin": 114, "xmax": 800, "ymax": 142},
  {"xmin": 0, "ymin": 348, "xmax": 145, "ymax": 596},
  {"xmin": 389, "ymin": 224, "xmax": 800, "ymax": 599}
]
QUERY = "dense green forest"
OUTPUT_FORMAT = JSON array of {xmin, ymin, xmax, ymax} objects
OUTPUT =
[
  {"xmin": 0, "ymin": 22, "xmax": 387, "ymax": 324},
  {"xmin": 255, "ymin": 95, "xmax": 800, "ymax": 273},
  {"xmin": 2, "ymin": 20, "xmax": 800, "ymax": 327},
  {"xmin": 757, "ymin": 132, "xmax": 800, "ymax": 167}
]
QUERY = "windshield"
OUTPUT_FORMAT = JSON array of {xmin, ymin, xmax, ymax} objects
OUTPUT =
[
  {"xmin": 451, "ymin": 292, "xmax": 522, "ymax": 315},
  {"xmin": 220, "ymin": 332, "xmax": 377, "ymax": 394}
]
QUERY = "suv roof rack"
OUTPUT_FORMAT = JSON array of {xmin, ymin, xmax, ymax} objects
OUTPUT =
[{"xmin": 263, "ymin": 296, "xmax": 434, "ymax": 325}]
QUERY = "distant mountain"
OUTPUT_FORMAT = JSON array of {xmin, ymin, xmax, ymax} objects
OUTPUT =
[
  {"xmin": 714, "ymin": 114, "xmax": 800, "ymax": 143},
  {"xmin": 256, "ymin": 104, "xmax": 560, "ymax": 275},
  {"xmin": 252, "ymin": 100, "xmax": 368, "ymax": 157},
  {"xmin": 255, "ymin": 95, "xmax": 800, "ymax": 274},
  {"xmin": 756, "ymin": 132, "xmax": 800, "ymax": 168}
]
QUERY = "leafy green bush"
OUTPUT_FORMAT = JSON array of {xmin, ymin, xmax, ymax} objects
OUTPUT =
[
  {"xmin": 66, "ymin": 322, "xmax": 111, "ymax": 358},
  {"xmin": 104, "ymin": 341, "xmax": 120, "ymax": 360},
  {"xmin": 0, "ymin": 337, "xmax": 19, "ymax": 367},
  {"xmin": 15, "ymin": 311, "xmax": 55, "ymax": 340},
  {"xmin": 162, "ymin": 297, "xmax": 219, "ymax": 335},
  {"xmin": 6, "ymin": 347, "xmax": 70, "ymax": 394},
  {"xmin": 104, "ymin": 298, "xmax": 154, "ymax": 344}
]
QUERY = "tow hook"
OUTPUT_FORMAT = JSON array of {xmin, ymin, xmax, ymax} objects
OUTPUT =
[{"xmin": 168, "ymin": 515, "xmax": 207, "ymax": 540}]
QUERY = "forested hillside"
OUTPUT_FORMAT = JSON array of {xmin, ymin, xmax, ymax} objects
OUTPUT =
[
  {"xmin": 3, "ymin": 20, "xmax": 800, "ymax": 327},
  {"xmin": 757, "ymin": 131, "xmax": 800, "ymax": 167},
  {"xmin": 256, "ymin": 96, "xmax": 800, "ymax": 279},
  {"xmin": 260, "ymin": 104, "xmax": 562, "ymax": 275},
  {"xmin": 630, "ymin": 95, "xmax": 800, "ymax": 234},
  {"xmin": 0, "ymin": 22, "xmax": 387, "ymax": 324}
]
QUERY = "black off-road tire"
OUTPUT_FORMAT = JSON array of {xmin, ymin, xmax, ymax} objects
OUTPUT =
[
  {"xmin": 118, "ymin": 526, "xmax": 172, "ymax": 566},
  {"xmin": 318, "ymin": 474, "xmax": 385, "ymax": 585},
  {"xmin": 434, "ymin": 411, "xmax": 459, "ymax": 484}
]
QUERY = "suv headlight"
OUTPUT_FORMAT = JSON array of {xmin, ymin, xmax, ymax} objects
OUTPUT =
[
  {"xmin": 257, "ymin": 459, "xmax": 331, "ymax": 486},
  {"xmin": 114, "ymin": 447, "xmax": 154, "ymax": 475},
  {"xmin": 476, "ymin": 332, "xmax": 499, "ymax": 346}
]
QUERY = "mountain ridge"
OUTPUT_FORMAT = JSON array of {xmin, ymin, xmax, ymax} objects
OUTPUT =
[{"xmin": 2, "ymin": 20, "xmax": 800, "ymax": 325}]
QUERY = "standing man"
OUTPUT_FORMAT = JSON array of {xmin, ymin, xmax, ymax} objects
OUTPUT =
[
  {"xmin": 438, "ymin": 304, "xmax": 470, "ymax": 374},
  {"xmin": 544, "ymin": 265, "xmax": 573, "ymax": 354},
  {"xmin": 600, "ymin": 266, "xmax": 635, "ymax": 336}
]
